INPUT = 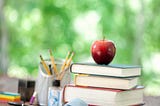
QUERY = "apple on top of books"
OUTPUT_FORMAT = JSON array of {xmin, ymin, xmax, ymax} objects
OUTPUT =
[{"xmin": 91, "ymin": 38, "xmax": 116, "ymax": 65}]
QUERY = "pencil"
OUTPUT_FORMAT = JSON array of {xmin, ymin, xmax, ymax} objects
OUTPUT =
[
  {"xmin": 49, "ymin": 49, "xmax": 58, "ymax": 77},
  {"xmin": 40, "ymin": 55, "xmax": 51, "ymax": 75},
  {"xmin": 59, "ymin": 51, "xmax": 71, "ymax": 73},
  {"xmin": 58, "ymin": 52, "xmax": 74, "ymax": 80},
  {"xmin": 65, "ymin": 52, "xmax": 74, "ymax": 69},
  {"xmin": 49, "ymin": 64, "xmax": 53, "ymax": 75},
  {"xmin": 58, "ymin": 67, "xmax": 69, "ymax": 80}
]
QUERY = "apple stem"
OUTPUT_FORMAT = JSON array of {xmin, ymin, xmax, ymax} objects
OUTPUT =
[{"xmin": 103, "ymin": 36, "xmax": 105, "ymax": 41}]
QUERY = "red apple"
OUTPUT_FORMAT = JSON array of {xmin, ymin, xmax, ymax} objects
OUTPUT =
[{"xmin": 91, "ymin": 39, "xmax": 116, "ymax": 65}]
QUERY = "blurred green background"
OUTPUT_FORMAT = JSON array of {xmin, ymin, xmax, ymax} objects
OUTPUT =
[{"xmin": 0, "ymin": 0, "xmax": 160, "ymax": 96}]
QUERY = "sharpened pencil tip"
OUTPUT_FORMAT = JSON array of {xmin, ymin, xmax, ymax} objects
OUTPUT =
[
  {"xmin": 49, "ymin": 49, "xmax": 53, "ymax": 56},
  {"xmin": 71, "ymin": 52, "xmax": 74, "ymax": 57},
  {"xmin": 39, "ymin": 54, "xmax": 43, "ymax": 60}
]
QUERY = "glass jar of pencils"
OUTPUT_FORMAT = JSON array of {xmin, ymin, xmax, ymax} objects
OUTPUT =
[{"xmin": 35, "ymin": 59, "xmax": 71, "ymax": 106}]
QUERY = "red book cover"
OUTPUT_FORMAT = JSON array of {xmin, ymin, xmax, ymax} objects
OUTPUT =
[{"xmin": 62, "ymin": 84, "xmax": 144, "ymax": 106}]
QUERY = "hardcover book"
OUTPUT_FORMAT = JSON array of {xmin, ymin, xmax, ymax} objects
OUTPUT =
[
  {"xmin": 63, "ymin": 85, "xmax": 144, "ymax": 106},
  {"xmin": 74, "ymin": 74, "xmax": 139, "ymax": 90},
  {"xmin": 70, "ymin": 63, "xmax": 141, "ymax": 77}
]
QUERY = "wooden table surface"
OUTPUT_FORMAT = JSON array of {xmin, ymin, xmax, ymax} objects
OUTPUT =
[{"xmin": 0, "ymin": 75, "xmax": 160, "ymax": 106}]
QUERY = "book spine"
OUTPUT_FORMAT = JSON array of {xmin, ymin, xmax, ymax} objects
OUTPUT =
[
  {"xmin": 0, "ymin": 97, "xmax": 21, "ymax": 102},
  {"xmin": 0, "ymin": 95, "xmax": 20, "ymax": 99},
  {"xmin": 0, "ymin": 92, "xmax": 20, "ymax": 96},
  {"xmin": 62, "ymin": 85, "xmax": 67, "ymax": 103},
  {"xmin": 69, "ymin": 63, "xmax": 74, "ymax": 73}
]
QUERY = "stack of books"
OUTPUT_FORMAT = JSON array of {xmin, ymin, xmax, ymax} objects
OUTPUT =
[
  {"xmin": 0, "ymin": 92, "xmax": 21, "ymax": 103},
  {"xmin": 63, "ymin": 63, "xmax": 144, "ymax": 106}
]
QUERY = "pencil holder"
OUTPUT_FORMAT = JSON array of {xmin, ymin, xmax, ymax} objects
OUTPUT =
[{"xmin": 35, "ymin": 59, "xmax": 71, "ymax": 106}]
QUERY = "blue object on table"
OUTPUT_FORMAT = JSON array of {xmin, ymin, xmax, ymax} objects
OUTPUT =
[{"xmin": 64, "ymin": 98, "xmax": 87, "ymax": 106}]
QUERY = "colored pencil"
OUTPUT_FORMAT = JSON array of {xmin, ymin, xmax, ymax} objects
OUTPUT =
[
  {"xmin": 40, "ymin": 55, "xmax": 51, "ymax": 75},
  {"xmin": 58, "ymin": 52, "xmax": 74, "ymax": 80},
  {"xmin": 49, "ymin": 49, "xmax": 58, "ymax": 77}
]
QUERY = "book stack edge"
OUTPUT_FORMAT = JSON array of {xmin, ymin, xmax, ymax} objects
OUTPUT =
[
  {"xmin": 62, "ymin": 63, "xmax": 144, "ymax": 106},
  {"xmin": 0, "ymin": 92, "xmax": 21, "ymax": 103}
]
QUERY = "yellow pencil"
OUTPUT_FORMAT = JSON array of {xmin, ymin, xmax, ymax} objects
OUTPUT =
[
  {"xmin": 57, "ymin": 51, "xmax": 71, "ymax": 80},
  {"xmin": 40, "ymin": 55, "xmax": 51, "ymax": 75},
  {"xmin": 58, "ymin": 67, "xmax": 69, "ymax": 80},
  {"xmin": 65, "ymin": 52, "xmax": 74, "ymax": 68},
  {"xmin": 49, "ymin": 49, "xmax": 58, "ymax": 77},
  {"xmin": 60, "ymin": 51, "xmax": 71, "ymax": 73},
  {"xmin": 58, "ymin": 52, "xmax": 74, "ymax": 80}
]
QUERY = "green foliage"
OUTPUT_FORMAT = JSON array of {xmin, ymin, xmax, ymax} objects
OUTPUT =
[{"xmin": 1, "ymin": 0, "xmax": 160, "ymax": 95}]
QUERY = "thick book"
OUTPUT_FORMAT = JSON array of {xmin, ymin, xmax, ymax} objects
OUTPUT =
[
  {"xmin": 70, "ymin": 63, "xmax": 141, "ymax": 77},
  {"xmin": 63, "ymin": 85, "xmax": 144, "ymax": 106},
  {"xmin": 74, "ymin": 74, "xmax": 139, "ymax": 90}
]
